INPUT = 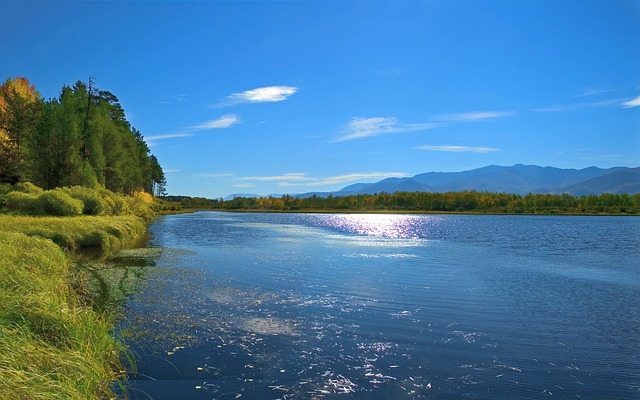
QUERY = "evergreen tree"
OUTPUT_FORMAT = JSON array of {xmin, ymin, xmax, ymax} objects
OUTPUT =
[{"xmin": 2, "ymin": 76, "xmax": 164, "ymax": 196}]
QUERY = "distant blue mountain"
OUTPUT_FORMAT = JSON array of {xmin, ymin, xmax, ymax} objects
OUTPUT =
[{"xmin": 331, "ymin": 164, "xmax": 639, "ymax": 196}]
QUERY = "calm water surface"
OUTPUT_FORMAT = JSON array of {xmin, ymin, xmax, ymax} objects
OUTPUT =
[{"xmin": 116, "ymin": 212, "xmax": 639, "ymax": 399}]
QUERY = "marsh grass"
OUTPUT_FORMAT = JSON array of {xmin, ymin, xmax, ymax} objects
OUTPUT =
[
  {"xmin": 0, "ymin": 183, "xmax": 173, "ymax": 398},
  {"xmin": 0, "ymin": 214, "xmax": 147, "ymax": 250},
  {"xmin": 0, "ymin": 232, "xmax": 126, "ymax": 399}
]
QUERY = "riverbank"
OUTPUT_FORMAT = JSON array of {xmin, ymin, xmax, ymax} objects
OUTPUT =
[
  {"xmin": 0, "ymin": 188, "xmax": 152, "ymax": 398},
  {"xmin": 0, "ymin": 227, "xmax": 140, "ymax": 399}
]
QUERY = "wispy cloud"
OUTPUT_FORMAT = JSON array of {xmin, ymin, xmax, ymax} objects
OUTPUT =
[
  {"xmin": 145, "ymin": 133, "xmax": 195, "ymax": 147},
  {"xmin": 436, "ymin": 111, "xmax": 516, "ymax": 122},
  {"xmin": 335, "ymin": 117, "xmax": 440, "ymax": 142},
  {"xmin": 145, "ymin": 133, "xmax": 195, "ymax": 141},
  {"xmin": 215, "ymin": 86, "xmax": 298, "ymax": 107},
  {"xmin": 334, "ymin": 111, "xmax": 514, "ymax": 142},
  {"xmin": 533, "ymin": 98, "xmax": 626, "ymax": 112},
  {"xmin": 236, "ymin": 172, "xmax": 408, "ymax": 188},
  {"xmin": 571, "ymin": 89, "xmax": 614, "ymax": 98},
  {"xmin": 145, "ymin": 114, "xmax": 238, "ymax": 146},
  {"xmin": 313, "ymin": 172, "xmax": 408, "ymax": 186},
  {"xmin": 192, "ymin": 114, "xmax": 239, "ymax": 130},
  {"xmin": 621, "ymin": 96, "xmax": 640, "ymax": 108},
  {"xmin": 238, "ymin": 173, "xmax": 315, "ymax": 183},
  {"xmin": 413, "ymin": 145, "xmax": 499, "ymax": 153}
]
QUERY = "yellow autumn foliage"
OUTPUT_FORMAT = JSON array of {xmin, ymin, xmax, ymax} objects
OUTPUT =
[{"xmin": 132, "ymin": 189, "xmax": 154, "ymax": 204}]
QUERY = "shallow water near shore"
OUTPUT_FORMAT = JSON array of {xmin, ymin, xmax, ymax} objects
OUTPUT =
[{"xmin": 114, "ymin": 212, "xmax": 639, "ymax": 399}]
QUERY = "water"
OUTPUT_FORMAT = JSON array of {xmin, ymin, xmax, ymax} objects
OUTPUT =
[{"xmin": 115, "ymin": 212, "xmax": 640, "ymax": 399}]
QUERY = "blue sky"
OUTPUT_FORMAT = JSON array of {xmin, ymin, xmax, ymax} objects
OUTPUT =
[{"xmin": 2, "ymin": 0, "xmax": 639, "ymax": 198}]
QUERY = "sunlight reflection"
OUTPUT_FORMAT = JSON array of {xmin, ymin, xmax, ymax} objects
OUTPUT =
[{"xmin": 324, "ymin": 214, "xmax": 442, "ymax": 239}]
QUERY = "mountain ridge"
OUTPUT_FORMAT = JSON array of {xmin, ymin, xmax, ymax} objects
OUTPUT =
[
  {"xmin": 224, "ymin": 165, "xmax": 640, "ymax": 199},
  {"xmin": 333, "ymin": 164, "xmax": 638, "ymax": 197}
]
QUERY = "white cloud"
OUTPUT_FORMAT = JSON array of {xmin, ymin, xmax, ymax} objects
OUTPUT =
[
  {"xmin": 237, "ymin": 173, "xmax": 316, "ymax": 183},
  {"xmin": 144, "ymin": 133, "xmax": 195, "ymax": 141},
  {"xmin": 572, "ymin": 89, "xmax": 613, "ymax": 98},
  {"xmin": 334, "ymin": 111, "xmax": 513, "ymax": 142},
  {"xmin": 436, "ymin": 111, "xmax": 515, "ymax": 122},
  {"xmin": 335, "ymin": 117, "xmax": 440, "ymax": 142},
  {"xmin": 145, "ymin": 133, "xmax": 195, "ymax": 147},
  {"xmin": 192, "ymin": 114, "xmax": 239, "ymax": 130},
  {"xmin": 237, "ymin": 172, "xmax": 408, "ymax": 188},
  {"xmin": 315, "ymin": 172, "xmax": 408, "ymax": 186},
  {"xmin": 341, "ymin": 117, "xmax": 398, "ymax": 141},
  {"xmin": 621, "ymin": 96, "xmax": 640, "ymax": 108},
  {"xmin": 533, "ymin": 98, "xmax": 625, "ymax": 112},
  {"xmin": 215, "ymin": 86, "xmax": 298, "ymax": 107},
  {"xmin": 413, "ymin": 145, "xmax": 499, "ymax": 153}
]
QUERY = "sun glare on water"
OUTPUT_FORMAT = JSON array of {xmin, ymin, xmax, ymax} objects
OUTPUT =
[{"xmin": 323, "ymin": 214, "xmax": 442, "ymax": 239}]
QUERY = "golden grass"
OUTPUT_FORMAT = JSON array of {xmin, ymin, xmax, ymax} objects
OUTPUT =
[
  {"xmin": 0, "ymin": 232, "xmax": 126, "ymax": 399},
  {"xmin": 0, "ymin": 214, "xmax": 147, "ymax": 250}
]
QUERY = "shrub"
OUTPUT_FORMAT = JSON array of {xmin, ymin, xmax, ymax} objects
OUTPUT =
[
  {"xmin": 125, "ymin": 197, "xmax": 154, "ymax": 221},
  {"xmin": 4, "ymin": 192, "xmax": 42, "ymax": 214},
  {"xmin": 0, "ymin": 183, "xmax": 12, "ymax": 196},
  {"xmin": 62, "ymin": 186, "xmax": 107, "ymax": 216},
  {"xmin": 38, "ymin": 190, "xmax": 83, "ymax": 216},
  {"xmin": 12, "ymin": 182, "xmax": 44, "ymax": 195},
  {"xmin": 132, "ymin": 190, "xmax": 154, "ymax": 204}
]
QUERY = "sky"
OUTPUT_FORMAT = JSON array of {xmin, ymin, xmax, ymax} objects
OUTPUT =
[{"xmin": 2, "ymin": 0, "xmax": 639, "ymax": 198}]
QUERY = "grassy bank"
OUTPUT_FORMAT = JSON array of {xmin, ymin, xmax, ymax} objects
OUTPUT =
[
  {"xmin": 0, "ymin": 232, "xmax": 126, "ymax": 399},
  {"xmin": 0, "ymin": 214, "xmax": 147, "ymax": 250},
  {"xmin": 0, "ymin": 184, "xmax": 157, "ymax": 399}
]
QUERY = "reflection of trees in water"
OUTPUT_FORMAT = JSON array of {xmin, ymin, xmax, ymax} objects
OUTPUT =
[{"xmin": 74, "ymin": 248, "xmax": 162, "ymax": 311}]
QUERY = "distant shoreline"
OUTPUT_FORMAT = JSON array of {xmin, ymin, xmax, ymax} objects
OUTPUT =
[
  {"xmin": 179, "ymin": 208, "xmax": 639, "ymax": 217},
  {"xmin": 168, "ymin": 191, "xmax": 639, "ymax": 216}
]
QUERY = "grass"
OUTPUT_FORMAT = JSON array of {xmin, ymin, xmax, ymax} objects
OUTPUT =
[
  {"xmin": 0, "ymin": 231, "xmax": 126, "ymax": 399},
  {"xmin": 0, "ymin": 183, "xmax": 157, "ymax": 399},
  {"xmin": 0, "ymin": 214, "xmax": 147, "ymax": 250}
]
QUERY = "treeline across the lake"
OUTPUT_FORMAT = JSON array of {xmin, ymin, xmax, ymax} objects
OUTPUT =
[
  {"xmin": 0, "ymin": 76, "xmax": 165, "ymax": 195},
  {"xmin": 165, "ymin": 191, "xmax": 640, "ymax": 215}
]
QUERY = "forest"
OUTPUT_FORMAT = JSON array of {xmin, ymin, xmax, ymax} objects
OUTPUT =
[
  {"xmin": 169, "ymin": 191, "xmax": 640, "ymax": 215},
  {"xmin": 0, "ymin": 76, "xmax": 165, "ymax": 195}
]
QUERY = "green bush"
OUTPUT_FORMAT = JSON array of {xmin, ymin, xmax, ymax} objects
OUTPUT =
[
  {"xmin": 4, "ymin": 192, "xmax": 42, "ymax": 214},
  {"xmin": 0, "ymin": 183, "xmax": 12, "ymax": 196},
  {"xmin": 62, "ymin": 186, "xmax": 107, "ymax": 216},
  {"xmin": 38, "ymin": 190, "xmax": 84, "ymax": 216},
  {"xmin": 12, "ymin": 182, "xmax": 44, "ymax": 195}
]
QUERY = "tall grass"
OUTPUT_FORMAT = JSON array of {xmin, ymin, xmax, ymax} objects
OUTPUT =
[
  {"xmin": 0, "ymin": 183, "xmax": 161, "ymax": 398},
  {"xmin": 0, "ymin": 214, "xmax": 147, "ymax": 250},
  {"xmin": 0, "ymin": 232, "xmax": 126, "ymax": 399}
]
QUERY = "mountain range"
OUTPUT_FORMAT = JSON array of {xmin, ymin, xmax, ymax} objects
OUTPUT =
[{"xmin": 225, "ymin": 164, "xmax": 640, "ymax": 200}]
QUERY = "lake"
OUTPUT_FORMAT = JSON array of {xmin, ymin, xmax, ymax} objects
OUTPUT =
[{"xmin": 114, "ymin": 212, "xmax": 639, "ymax": 399}]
